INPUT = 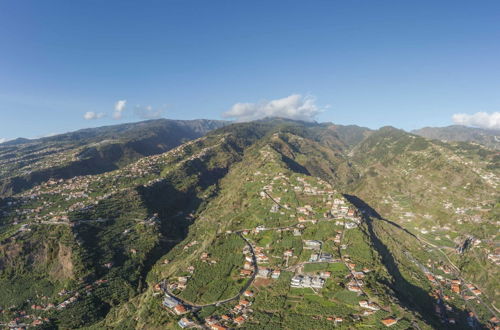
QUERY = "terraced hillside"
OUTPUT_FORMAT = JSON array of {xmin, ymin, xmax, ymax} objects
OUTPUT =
[
  {"xmin": 0, "ymin": 119, "xmax": 498, "ymax": 329},
  {"xmin": 348, "ymin": 126, "xmax": 500, "ymax": 313},
  {"xmin": 0, "ymin": 119, "xmax": 227, "ymax": 197}
]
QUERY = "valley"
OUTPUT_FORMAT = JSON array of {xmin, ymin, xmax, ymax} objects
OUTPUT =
[{"xmin": 0, "ymin": 119, "xmax": 498, "ymax": 329}]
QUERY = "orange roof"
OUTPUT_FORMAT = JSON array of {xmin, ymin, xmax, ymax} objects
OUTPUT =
[
  {"xmin": 381, "ymin": 318, "xmax": 397, "ymax": 326},
  {"xmin": 174, "ymin": 305, "xmax": 187, "ymax": 314},
  {"xmin": 210, "ymin": 325, "xmax": 227, "ymax": 330}
]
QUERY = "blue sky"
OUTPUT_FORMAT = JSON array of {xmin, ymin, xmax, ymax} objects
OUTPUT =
[{"xmin": 1, "ymin": 0, "xmax": 500, "ymax": 140}]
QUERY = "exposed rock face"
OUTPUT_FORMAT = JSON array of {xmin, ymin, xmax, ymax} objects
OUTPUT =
[{"xmin": 52, "ymin": 243, "xmax": 74, "ymax": 280}]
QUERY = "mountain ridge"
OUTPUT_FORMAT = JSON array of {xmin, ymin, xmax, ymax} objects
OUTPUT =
[
  {"xmin": 0, "ymin": 118, "xmax": 498, "ymax": 329},
  {"xmin": 412, "ymin": 125, "xmax": 500, "ymax": 150},
  {"xmin": 0, "ymin": 119, "xmax": 229, "ymax": 197}
]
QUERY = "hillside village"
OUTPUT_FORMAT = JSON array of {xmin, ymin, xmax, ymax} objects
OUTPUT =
[
  {"xmin": 0, "ymin": 127, "xmax": 498, "ymax": 329},
  {"xmin": 0, "ymin": 136, "xmax": 221, "ymax": 230},
  {"xmin": 0, "ymin": 143, "xmax": 77, "ymax": 179},
  {"xmin": 156, "ymin": 169, "xmax": 387, "ymax": 329},
  {"xmin": 151, "ymin": 143, "xmax": 499, "ymax": 329}
]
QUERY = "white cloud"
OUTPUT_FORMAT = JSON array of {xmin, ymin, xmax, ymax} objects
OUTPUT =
[
  {"xmin": 83, "ymin": 111, "xmax": 105, "ymax": 120},
  {"xmin": 113, "ymin": 100, "xmax": 127, "ymax": 120},
  {"xmin": 223, "ymin": 94, "xmax": 322, "ymax": 122},
  {"xmin": 0, "ymin": 138, "xmax": 9, "ymax": 144},
  {"xmin": 452, "ymin": 112, "xmax": 500, "ymax": 130},
  {"xmin": 134, "ymin": 105, "xmax": 165, "ymax": 119}
]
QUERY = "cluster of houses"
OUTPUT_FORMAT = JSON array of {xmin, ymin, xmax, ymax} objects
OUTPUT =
[
  {"xmin": 330, "ymin": 198, "xmax": 361, "ymax": 221},
  {"xmin": 1, "ymin": 278, "xmax": 110, "ymax": 329},
  {"xmin": 1, "ymin": 136, "xmax": 220, "ymax": 227},
  {"xmin": 171, "ymin": 293, "xmax": 256, "ymax": 329},
  {"xmin": 3, "ymin": 313, "xmax": 50, "ymax": 329},
  {"xmin": 253, "ymin": 246, "xmax": 268, "ymax": 264},
  {"xmin": 358, "ymin": 300, "xmax": 380, "ymax": 313},
  {"xmin": 417, "ymin": 258, "xmax": 495, "ymax": 325},
  {"xmin": 161, "ymin": 168, "xmax": 494, "ymax": 328},
  {"xmin": 191, "ymin": 293, "xmax": 254, "ymax": 329},
  {"xmin": 302, "ymin": 240, "xmax": 339, "ymax": 263},
  {"xmin": 293, "ymin": 176, "xmax": 335, "ymax": 196},
  {"xmin": 346, "ymin": 273, "xmax": 366, "ymax": 294},
  {"xmin": 324, "ymin": 316, "xmax": 344, "ymax": 324},
  {"xmin": 290, "ymin": 273, "xmax": 329, "ymax": 289},
  {"xmin": 199, "ymin": 252, "xmax": 218, "ymax": 264},
  {"xmin": 58, "ymin": 279, "xmax": 108, "ymax": 310},
  {"xmin": 162, "ymin": 294, "xmax": 190, "ymax": 316},
  {"xmin": 296, "ymin": 205, "xmax": 314, "ymax": 216},
  {"xmin": 240, "ymin": 243, "xmax": 284, "ymax": 280},
  {"xmin": 342, "ymin": 259, "xmax": 372, "ymax": 294},
  {"xmin": 423, "ymin": 269, "xmax": 484, "ymax": 302},
  {"xmin": 193, "ymin": 300, "xmax": 252, "ymax": 329},
  {"xmin": 240, "ymin": 244, "xmax": 256, "ymax": 277},
  {"xmin": 254, "ymin": 266, "xmax": 281, "ymax": 279},
  {"xmin": 0, "ymin": 143, "xmax": 75, "ymax": 179},
  {"xmin": 309, "ymin": 252, "xmax": 337, "ymax": 263},
  {"xmin": 167, "ymin": 276, "xmax": 190, "ymax": 292}
]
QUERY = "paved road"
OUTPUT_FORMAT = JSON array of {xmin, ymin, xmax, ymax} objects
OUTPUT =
[
  {"xmin": 39, "ymin": 218, "xmax": 111, "ymax": 225},
  {"xmin": 415, "ymin": 236, "xmax": 498, "ymax": 319},
  {"xmin": 352, "ymin": 199, "xmax": 498, "ymax": 319},
  {"xmin": 161, "ymin": 231, "xmax": 258, "ymax": 309},
  {"xmin": 365, "ymin": 209, "xmax": 499, "ymax": 320},
  {"xmin": 337, "ymin": 221, "xmax": 373, "ymax": 301}
]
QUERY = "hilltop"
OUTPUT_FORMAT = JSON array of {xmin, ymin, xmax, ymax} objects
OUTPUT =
[{"xmin": 412, "ymin": 125, "xmax": 500, "ymax": 150}]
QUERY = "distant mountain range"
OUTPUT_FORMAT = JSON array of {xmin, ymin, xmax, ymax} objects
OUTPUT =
[
  {"xmin": 0, "ymin": 119, "xmax": 228, "ymax": 196},
  {"xmin": 412, "ymin": 125, "xmax": 499, "ymax": 150}
]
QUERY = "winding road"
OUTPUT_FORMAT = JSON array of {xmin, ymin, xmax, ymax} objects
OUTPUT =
[{"xmin": 161, "ymin": 231, "xmax": 258, "ymax": 310}]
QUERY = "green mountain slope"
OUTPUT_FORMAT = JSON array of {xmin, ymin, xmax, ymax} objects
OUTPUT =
[
  {"xmin": 97, "ymin": 129, "xmax": 430, "ymax": 329},
  {"xmin": 0, "ymin": 119, "xmax": 498, "ymax": 329},
  {"xmin": 348, "ymin": 126, "xmax": 499, "ymax": 322},
  {"xmin": 0, "ymin": 119, "xmax": 228, "ymax": 197}
]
